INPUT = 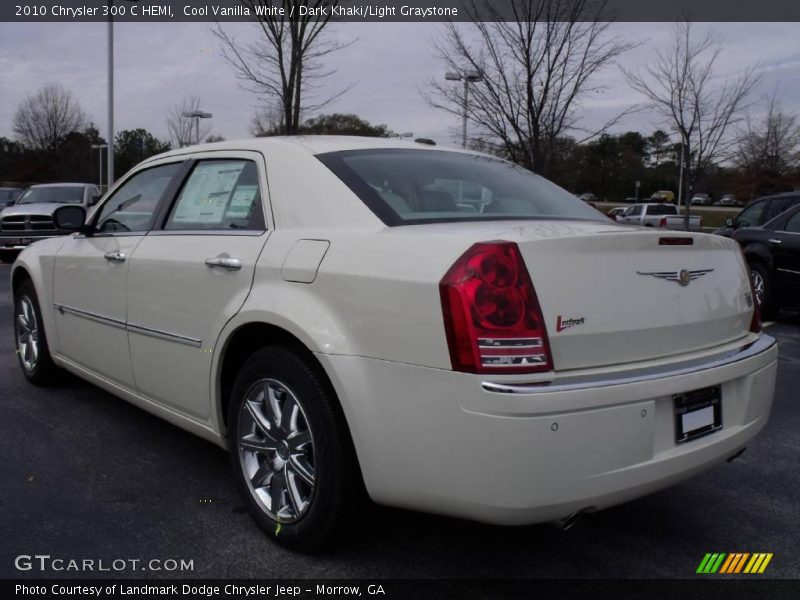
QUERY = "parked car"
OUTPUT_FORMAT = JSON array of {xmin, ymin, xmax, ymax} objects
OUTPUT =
[
  {"xmin": 719, "ymin": 194, "xmax": 738, "ymax": 207},
  {"xmin": 650, "ymin": 190, "xmax": 675, "ymax": 203},
  {"xmin": 607, "ymin": 206, "xmax": 628, "ymax": 221},
  {"xmin": 617, "ymin": 203, "xmax": 703, "ymax": 231},
  {"xmin": 691, "ymin": 193, "xmax": 712, "ymax": 206},
  {"xmin": 578, "ymin": 192, "xmax": 596, "ymax": 202},
  {"xmin": 10, "ymin": 137, "xmax": 776, "ymax": 550},
  {"xmin": 0, "ymin": 183, "xmax": 101, "ymax": 261},
  {"xmin": 733, "ymin": 203, "xmax": 800, "ymax": 320},
  {"xmin": 715, "ymin": 193, "xmax": 800, "ymax": 238},
  {"xmin": 0, "ymin": 187, "xmax": 24, "ymax": 206}
]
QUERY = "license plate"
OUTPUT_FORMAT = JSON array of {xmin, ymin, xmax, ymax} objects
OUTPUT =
[{"xmin": 674, "ymin": 385, "xmax": 722, "ymax": 443}]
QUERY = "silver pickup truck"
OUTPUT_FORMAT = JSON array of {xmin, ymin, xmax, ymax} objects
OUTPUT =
[
  {"xmin": 617, "ymin": 203, "xmax": 703, "ymax": 231},
  {"xmin": 0, "ymin": 183, "xmax": 101, "ymax": 261}
]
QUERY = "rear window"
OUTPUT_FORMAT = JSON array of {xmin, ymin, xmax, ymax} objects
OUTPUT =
[
  {"xmin": 649, "ymin": 205, "xmax": 677, "ymax": 215},
  {"xmin": 317, "ymin": 149, "xmax": 604, "ymax": 226},
  {"xmin": 17, "ymin": 186, "xmax": 83, "ymax": 205}
]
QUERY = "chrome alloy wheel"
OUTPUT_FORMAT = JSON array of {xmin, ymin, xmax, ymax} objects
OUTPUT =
[
  {"xmin": 16, "ymin": 296, "xmax": 40, "ymax": 371},
  {"xmin": 750, "ymin": 269, "xmax": 765, "ymax": 305},
  {"xmin": 237, "ymin": 379, "xmax": 316, "ymax": 523}
]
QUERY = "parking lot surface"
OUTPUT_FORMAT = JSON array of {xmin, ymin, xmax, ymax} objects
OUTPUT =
[{"xmin": 1, "ymin": 262, "xmax": 798, "ymax": 579}]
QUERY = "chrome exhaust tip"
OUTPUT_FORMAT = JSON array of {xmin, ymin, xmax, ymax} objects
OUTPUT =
[
  {"xmin": 551, "ymin": 509, "xmax": 589, "ymax": 532},
  {"xmin": 727, "ymin": 447, "xmax": 746, "ymax": 463}
]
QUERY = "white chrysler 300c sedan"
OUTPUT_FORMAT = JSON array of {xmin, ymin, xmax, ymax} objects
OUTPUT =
[{"xmin": 11, "ymin": 137, "xmax": 777, "ymax": 549}]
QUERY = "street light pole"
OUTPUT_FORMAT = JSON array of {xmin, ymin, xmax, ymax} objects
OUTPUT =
[
  {"xmin": 445, "ymin": 70, "xmax": 483, "ymax": 149},
  {"xmin": 91, "ymin": 144, "xmax": 108, "ymax": 187},
  {"xmin": 107, "ymin": 4, "xmax": 114, "ymax": 188},
  {"xmin": 182, "ymin": 111, "xmax": 213, "ymax": 145}
]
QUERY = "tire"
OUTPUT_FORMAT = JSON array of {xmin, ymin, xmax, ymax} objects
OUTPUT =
[
  {"xmin": 749, "ymin": 262, "xmax": 777, "ymax": 321},
  {"xmin": 13, "ymin": 280, "xmax": 60, "ymax": 385},
  {"xmin": 227, "ymin": 346, "xmax": 361, "ymax": 551}
]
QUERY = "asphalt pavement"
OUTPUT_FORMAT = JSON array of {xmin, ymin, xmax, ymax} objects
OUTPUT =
[{"xmin": 1, "ymin": 262, "xmax": 798, "ymax": 580}]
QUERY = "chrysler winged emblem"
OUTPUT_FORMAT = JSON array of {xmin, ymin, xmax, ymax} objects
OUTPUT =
[{"xmin": 636, "ymin": 269, "xmax": 714, "ymax": 286}]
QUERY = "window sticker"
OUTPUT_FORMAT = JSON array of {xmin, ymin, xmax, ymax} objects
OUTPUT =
[{"xmin": 172, "ymin": 162, "xmax": 245, "ymax": 224}]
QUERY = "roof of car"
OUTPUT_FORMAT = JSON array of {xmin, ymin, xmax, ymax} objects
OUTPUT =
[
  {"xmin": 146, "ymin": 135, "xmax": 474, "ymax": 163},
  {"xmin": 29, "ymin": 183, "xmax": 92, "ymax": 188}
]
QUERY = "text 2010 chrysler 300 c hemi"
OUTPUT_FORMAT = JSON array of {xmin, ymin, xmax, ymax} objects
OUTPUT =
[{"xmin": 10, "ymin": 137, "xmax": 777, "ymax": 549}]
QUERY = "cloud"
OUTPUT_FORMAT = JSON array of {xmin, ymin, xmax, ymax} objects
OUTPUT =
[{"xmin": 0, "ymin": 21, "xmax": 798, "ymax": 148}]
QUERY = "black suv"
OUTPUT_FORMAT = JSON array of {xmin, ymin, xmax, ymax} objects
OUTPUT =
[
  {"xmin": 715, "ymin": 192, "xmax": 800, "ymax": 237},
  {"xmin": 733, "ymin": 203, "xmax": 800, "ymax": 319}
]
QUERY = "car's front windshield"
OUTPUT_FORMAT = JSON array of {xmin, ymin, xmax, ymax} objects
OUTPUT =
[
  {"xmin": 318, "ymin": 149, "xmax": 605, "ymax": 226},
  {"xmin": 17, "ymin": 186, "xmax": 83, "ymax": 205}
]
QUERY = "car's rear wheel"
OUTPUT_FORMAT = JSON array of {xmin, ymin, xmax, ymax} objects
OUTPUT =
[
  {"xmin": 14, "ymin": 280, "xmax": 59, "ymax": 385},
  {"xmin": 228, "ymin": 346, "xmax": 360, "ymax": 551},
  {"xmin": 749, "ymin": 262, "xmax": 777, "ymax": 321}
]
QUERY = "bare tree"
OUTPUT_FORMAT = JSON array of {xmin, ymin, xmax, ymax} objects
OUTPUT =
[
  {"xmin": 736, "ymin": 92, "xmax": 800, "ymax": 199},
  {"xmin": 214, "ymin": 0, "xmax": 353, "ymax": 136},
  {"xmin": 625, "ymin": 20, "xmax": 760, "ymax": 212},
  {"xmin": 251, "ymin": 101, "xmax": 286, "ymax": 137},
  {"xmin": 166, "ymin": 96, "xmax": 211, "ymax": 147},
  {"xmin": 13, "ymin": 84, "xmax": 86, "ymax": 152},
  {"xmin": 424, "ymin": 0, "xmax": 635, "ymax": 174}
]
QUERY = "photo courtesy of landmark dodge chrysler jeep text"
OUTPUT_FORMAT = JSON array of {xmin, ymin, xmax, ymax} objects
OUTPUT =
[{"xmin": 10, "ymin": 137, "xmax": 777, "ymax": 550}]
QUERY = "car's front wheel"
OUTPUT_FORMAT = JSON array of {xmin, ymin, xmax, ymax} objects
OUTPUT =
[
  {"xmin": 749, "ymin": 262, "xmax": 777, "ymax": 321},
  {"xmin": 228, "ymin": 346, "xmax": 361, "ymax": 551},
  {"xmin": 14, "ymin": 280, "xmax": 59, "ymax": 384}
]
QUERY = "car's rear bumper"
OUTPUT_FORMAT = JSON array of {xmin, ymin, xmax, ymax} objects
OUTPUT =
[{"xmin": 317, "ymin": 334, "xmax": 777, "ymax": 525}]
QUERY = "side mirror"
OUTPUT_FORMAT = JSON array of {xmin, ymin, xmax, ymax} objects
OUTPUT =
[
  {"xmin": 725, "ymin": 217, "xmax": 734, "ymax": 228},
  {"xmin": 88, "ymin": 194, "xmax": 101, "ymax": 206},
  {"xmin": 53, "ymin": 205, "xmax": 88, "ymax": 232},
  {"xmin": 5, "ymin": 199, "xmax": 14, "ymax": 207}
]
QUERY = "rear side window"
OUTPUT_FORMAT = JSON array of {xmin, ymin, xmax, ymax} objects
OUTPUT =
[
  {"xmin": 317, "ymin": 149, "xmax": 603, "ymax": 226},
  {"xmin": 165, "ymin": 160, "xmax": 264, "ymax": 231},
  {"xmin": 784, "ymin": 210, "xmax": 800, "ymax": 233},
  {"xmin": 763, "ymin": 197, "xmax": 799, "ymax": 223}
]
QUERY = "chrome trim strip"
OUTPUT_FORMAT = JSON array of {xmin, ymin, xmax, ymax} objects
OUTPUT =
[
  {"xmin": 54, "ymin": 303, "xmax": 202, "ymax": 348},
  {"xmin": 481, "ymin": 335, "xmax": 777, "ymax": 394},
  {"xmin": 54, "ymin": 303, "xmax": 126, "ymax": 330},
  {"xmin": 147, "ymin": 229, "xmax": 265, "ymax": 237},
  {"xmin": 777, "ymin": 267, "xmax": 800, "ymax": 276},
  {"xmin": 127, "ymin": 323, "xmax": 202, "ymax": 348}
]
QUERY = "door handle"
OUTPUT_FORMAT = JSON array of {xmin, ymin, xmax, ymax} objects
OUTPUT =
[
  {"xmin": 104, "ymin": 251, "xmax": 126, "ymax": 263},
  {"xmin": 768, "ymin": 239, "xmax": 782, "ymax": 245},
  {"xmin": 205, "ymin": 256, "xmax": 242, "ymax": 271}
]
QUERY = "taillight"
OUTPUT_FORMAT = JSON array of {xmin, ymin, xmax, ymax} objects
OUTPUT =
[
  {"xmin": 659, "ymin": 216, "xmax": 667, "ymax": 228},
  {"xmin": 440, "ymin": 241, "xmax": 553, "ymax": 374}
]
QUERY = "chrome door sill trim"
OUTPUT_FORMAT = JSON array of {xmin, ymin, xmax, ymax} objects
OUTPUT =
[
  {"xmin": 127, "ymin": 322, "xmax": 202, "ymax": 348},
  {"xmin": 54, "ymin": 303, "xmax": 202, "ymax": 348},
  {"xmin": 482, "ymin": 334, "xmax": 776, "ymax": 395},
  {"xmin": 54, "ymin": 303, "xmax": 126, "ymax": 330}
]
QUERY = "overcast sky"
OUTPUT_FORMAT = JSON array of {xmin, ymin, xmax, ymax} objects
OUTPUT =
[{"xmin": 1, "ymin": 21, "xmax": 799, "ymax": 147}]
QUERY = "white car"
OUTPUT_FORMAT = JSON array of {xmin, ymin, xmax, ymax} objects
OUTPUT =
[{"xmin": 10, "ymin": 137, "xmax": 777, "ymax": 550}]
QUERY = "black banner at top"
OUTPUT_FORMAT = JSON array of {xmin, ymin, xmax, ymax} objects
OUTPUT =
[{"xmin": 2, "ymin": 0, "xmax": 800, "ymax": 23}]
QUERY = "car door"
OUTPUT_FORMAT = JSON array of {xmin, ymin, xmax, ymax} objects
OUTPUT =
[
  {"xmin": 125, "ymin": 152, "xmax": 270, "ymax": 421},
  {"xmin": 52, "ymin": 161, "xmax": 184, "ymax": 387},
  {"xmin": 772, "ymin": 208, "xmax": 800, "ymax": 304}
]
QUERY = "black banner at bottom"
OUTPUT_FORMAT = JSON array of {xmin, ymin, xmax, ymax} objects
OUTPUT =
[{"xmin": 4, "ymin": 579, "xmax": 800, "ymax": 600}]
